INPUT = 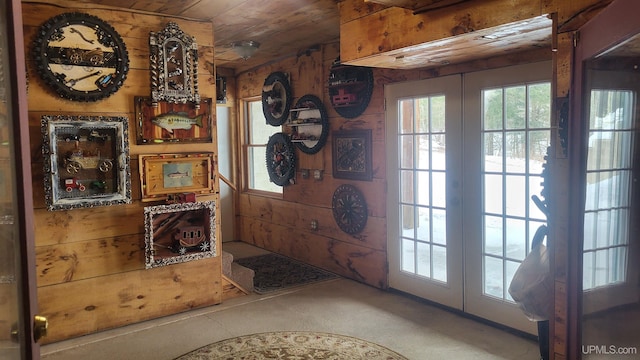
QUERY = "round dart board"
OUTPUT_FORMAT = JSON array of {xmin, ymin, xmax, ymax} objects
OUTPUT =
[{"xmin": 332, "ymin": 184, "xmax": 368, "ymax": 234}]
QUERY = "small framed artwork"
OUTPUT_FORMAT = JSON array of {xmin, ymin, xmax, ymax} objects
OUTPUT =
[
  {"xmin": 139, "ymin": 153, "xmax": 216, "ymax": 202},
  {"xmin": 41, "ymin": 115, "xmax": 131, "ymax": 211},
  {"xmin": 135, "ymin": 96, "xmax": 212, "ymax": 144},
  {"xmin": 144, "ymin": 200, "xmax": 217, "ymax": 268},
  {"xmin": 332, "ymin": 129, "xmax": 373, "ymax": 181}
]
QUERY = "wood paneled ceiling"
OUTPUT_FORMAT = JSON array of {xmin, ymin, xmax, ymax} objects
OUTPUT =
[{"xmin": 72, "ymin": 0, "xmax": 342, "ymax": 74}]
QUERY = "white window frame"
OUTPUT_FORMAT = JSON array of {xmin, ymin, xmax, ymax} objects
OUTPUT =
[{"xmin": 241, "ymin": 97, "xmax": 283, "ymax": 196}]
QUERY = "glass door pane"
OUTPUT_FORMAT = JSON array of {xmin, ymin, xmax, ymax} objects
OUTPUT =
[
  {"xmin": 464, "ymin": 61, "xmax": 551, "ymax": 335},
  {"xmin": 398, "ymin": 95, "xmax": 448, "ymax": 283},
  {"xmin": 581, "ymin": 63, "xmax": 639, "ymax": 357},
  {"xmin": 481, "ymin": 82, "xmax": 551, "ymax": 301},
  {"xmin": 386, "ymin": 75, "xmax": 463, "ymax": 310}
]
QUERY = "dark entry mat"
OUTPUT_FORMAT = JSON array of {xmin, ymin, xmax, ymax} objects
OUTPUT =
[{"xmin": 235, "ymin": 253, "xmax": 339, "ymax": 294}]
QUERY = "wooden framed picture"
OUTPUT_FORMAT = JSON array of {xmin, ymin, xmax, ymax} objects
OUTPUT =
[
  {"xmin": 139, "ymin": 153, "xmax": 216, "ymax": 202},
  {"xmin": 41, "ymin": 115, "xmax": 131, "ymax": 211},
  {"xmin": 135, "ymin": 96, "xmax": 212, "ymax": 144},
  {"xmin": 332, "ymin": 129, "xmax": 373, "ymax": 181},
  {"xmin": 144, "ymin": 200, "xmax": 217, "ymax": 269}
]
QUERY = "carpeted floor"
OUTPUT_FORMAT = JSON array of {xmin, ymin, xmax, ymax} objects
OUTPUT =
[
  {"xmin": 235, "ymin": 253, "xmax": 338, "ymax": 294},
  {"xmin": 174, "ymin": 331, "xmax": 409, "ymax": 359}
]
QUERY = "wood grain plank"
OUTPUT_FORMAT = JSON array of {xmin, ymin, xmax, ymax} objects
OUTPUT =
[
  {"xmin": 34, "ymin": 202, "xmax": 145, "ymax": 246},
  {"xmin": 239, "ymin": 218, "xmax": 387, "ymax": 288},
  {"xmin": 37, "ymin": 257, "xmax": 221, "ymax": 344},
  {"xmin": 340, "ymin": 0, "xmax": 544, "ymax": 65},
  {"xmin": 239, "ymin": 194, "xmax": 386, "ymax": 251},
  {"xmin": 36, "ymin": 234, "xmax": 145, "ymax": 286}
]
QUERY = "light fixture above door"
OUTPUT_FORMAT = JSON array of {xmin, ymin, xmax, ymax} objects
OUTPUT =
[{"xmin": 230, "ymin": 40, "xmax": 260, "ymax": 60}]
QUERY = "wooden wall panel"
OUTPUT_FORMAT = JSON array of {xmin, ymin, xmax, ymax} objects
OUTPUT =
[
  {"xmin": 38, "ymin": 257, "xmax": 220, "ymax": 343},
  {"xmin": 34, "ymin": 204, "xmax": 144, "ymax": 246},
  {"xmin": 23, "ymin": 2, "xmax": 222, "ymax": 344},
  {"xmin": 240, "ymin": 218, "xmax": 387, "ymax": 288},
  {"xmin": 238, "ymin": 194, "xmax": 386, "ymax": 251},
  {"xmin": 36, "ymin": 234, "xmax": 144, "ymax": 286}
]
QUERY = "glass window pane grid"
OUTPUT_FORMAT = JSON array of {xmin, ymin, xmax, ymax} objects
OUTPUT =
[
  {"xmin": 245, "ymin": 100, "xmax": 282, "ymax": 194},
  {"xmin": 481, "ymin": 82, "xmax": 551, "ymax": 301},
  {"xmin": 583, "ymin": 89, "xmax": 634, "ymax": 290},
  {"xmin": 397, "ymin": 95, "xmax": 446, "ymax": 284}
]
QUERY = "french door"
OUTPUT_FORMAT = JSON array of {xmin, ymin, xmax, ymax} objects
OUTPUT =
[
  {"xmin": 0, "ymin": 0, "xmax": 41, "ymax": 358},
  {"xmin": 386, "ymin": 62, "xmax": 551, "ymax": 334}
]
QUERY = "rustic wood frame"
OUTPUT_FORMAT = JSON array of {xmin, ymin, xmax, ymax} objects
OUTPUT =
[
  {"xmin": 41, "ymin": 115, "xmax": 131, "ymax": 211},
  {"xmin": 144, "ymin": 200, "xmax": 217, "ymax": 268},
  {"xmin": 332, "ymin": 129, "xmax": 373, "ymax": 181},
  {"xmin": 139, "ymin": 153, "xmax": 215, "ymax": 202},
  {"xmin": 135, "ymin": 96, "xmax": 212, "ymax": 144}
]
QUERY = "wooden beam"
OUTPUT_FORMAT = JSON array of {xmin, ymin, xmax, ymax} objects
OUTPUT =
[{"xmin": 340, "ymin": 0, "xmax": 546, "ymax": 67}]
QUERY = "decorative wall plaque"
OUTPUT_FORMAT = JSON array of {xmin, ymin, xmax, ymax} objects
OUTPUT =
[
  {"xmin": 266, "ymin": 132, "xmax": 296, "ymax": 186},
  {"xmin": 135, "ymin": 96, "xmax": 212, "ymax": 144},
  {"xmin": 149, "ymin": 22, "xmax": 200, "ymax": 108},
  {"xmin": 32, "ymin": 12, "xmax": 129, "ymax": 102},
  {"xmin": 139, "ymin": 153, "xmax": 216, "ymax": 202},
  {"xmin": 144, "ymin": 200, "xmax": 217, "ymax": 268},
  {"xmin": 332, "ymin": 129, "xmax": 373, "ymax": 181},
  {"xmin": 41, "ymin": 115, "xmax": 131, "ymax": 211},
  {"xmin": 262, "ymin": 72, "xmax": 292, "ymax": 126},
  {"xmin": 328, "ymin": 59, "xmax": 374, "ymax": 119},
  {"xmin": 332, "ymin": 184, "xmax": 368, "ymax": 234},
  {"xmin": 286, "ymin": 94, "xmax": 329, "ymax": 154}
]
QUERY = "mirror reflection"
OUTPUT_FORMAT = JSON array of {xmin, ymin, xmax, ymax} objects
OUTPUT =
[{"xmin": 582, "ymin": 33, "xmax": 640, "ymax": 358}]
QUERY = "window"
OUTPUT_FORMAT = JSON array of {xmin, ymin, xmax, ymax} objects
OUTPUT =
[
  {"xmin": 481, "ymin": 82, "xmax": 551, "ymax": 300},
  {"xmin": 244, "ymin": 99, "xmax": 282, "ymax": 194},
  {"xmin": 583, "ymin": 89, "xmax": 634, "ymax": 290}
]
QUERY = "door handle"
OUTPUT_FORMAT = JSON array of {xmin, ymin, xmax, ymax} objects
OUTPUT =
[
  {"xmin": 10, "ymin": 323, "xmax": 19, "ymax": 343},
  {"xmin": 34, "ymin": 315, "xmax": 48, "ymax": 343}
]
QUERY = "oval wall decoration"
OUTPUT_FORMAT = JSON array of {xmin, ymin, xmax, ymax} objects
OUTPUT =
[
  {"xmin": 265, "ymin": 132, "xmax": 296, "ymax": 186},
  {"xmin": 328, "ymin": 59, "xmax": 373, "ymax": 119},
  {"xmin": 262, "ymin": 72, "xmax": 292, "ymax": 126},
  {"xmin": 286, "ymin": 94, "xmax": 329, "ymax": 154}
]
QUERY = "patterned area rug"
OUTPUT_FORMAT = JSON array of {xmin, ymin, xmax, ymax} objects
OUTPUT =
[
  {"xmin": 235, "ymin": 253, "xmax": 338, "ymax": 294},
  {"xmin": 175, "ymin": 331, "xmax": 408, "ymax": 359}
]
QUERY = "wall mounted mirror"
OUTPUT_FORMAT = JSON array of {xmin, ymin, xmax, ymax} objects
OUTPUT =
[{"xmin": 573, "ymin": 0, "xmax": 640, "ymax": 357}]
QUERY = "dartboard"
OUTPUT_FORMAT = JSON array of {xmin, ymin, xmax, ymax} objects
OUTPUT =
[{"xmin": 332, "ymin": 184, "xmax": 368, "ymax": 234}]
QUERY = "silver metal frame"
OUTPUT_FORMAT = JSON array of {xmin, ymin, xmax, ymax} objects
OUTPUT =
[
  {"xmin": 41, "ymin": 115, "xmax": 131, "ymax": 211},
  {"xmin": 144, "ymin": 200, "xmax": 217, "ymax": 269},
  {"xmin": 149, "ymin": 22, "xmax": 200, "ymax": 108}
]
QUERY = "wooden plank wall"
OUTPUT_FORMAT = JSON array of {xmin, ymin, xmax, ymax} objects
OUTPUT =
[
  {"xmin": 333, "ymin": 1, "xmax": 610, "ymax": 359},
  {"xmin": 22, "ymin": 2, "xmax": 222, "ymax": 344},
  {"xmin": 236, "ymin": 44, "xmax": 390, "ymax": 288},
  {"xmin": 235, "ymin": 42, "xmax": 553, "ymax": 290}
]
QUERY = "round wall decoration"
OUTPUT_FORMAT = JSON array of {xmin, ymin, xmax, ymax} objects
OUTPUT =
[
  {"xmin": 266, "ymin": 132, "xmax": 296, "ymax": 186},
  {"xmin": 32, "ymin": 12, "xmax": 129, "ymax": 102},
  {"xmin": 332, "ymin": 184, "xmax": 368, "ymax": 234},
  {"xmin": 328, "ymin": 59, "xmax": 373, "ymax": 119},
  {"xmin": 287, "ymin": 94, "xmax": 329, "ymax": 154},
  {"xmin": 262, "ymin": 71, "xmax": 292, "ymax": 126}
]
